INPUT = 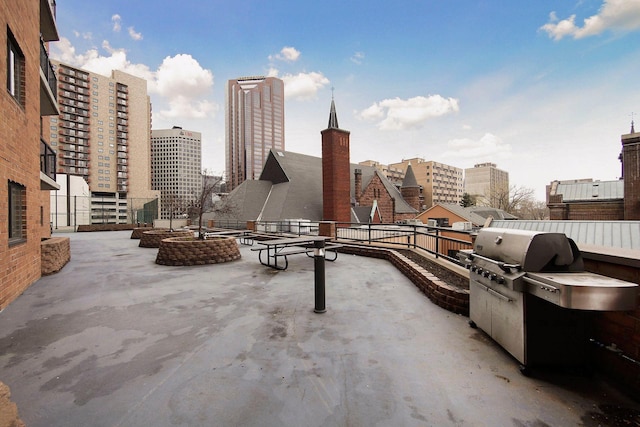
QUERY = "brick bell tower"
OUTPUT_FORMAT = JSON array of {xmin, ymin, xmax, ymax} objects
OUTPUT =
[
  {"xmin": 322, "ymin": 97, "xmax": 351, "ymax": 223},
  {"xmin": 622, "ymin": 119, "xmax": 640, "ymax": 220}
]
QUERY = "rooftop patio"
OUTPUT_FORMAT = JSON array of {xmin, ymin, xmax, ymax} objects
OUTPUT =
[{"xmin": 1, "ymin": 230, "xmax": 639, "ymax": 426}]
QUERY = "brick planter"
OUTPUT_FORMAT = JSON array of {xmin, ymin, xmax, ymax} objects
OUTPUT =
[
  {"xmin": 139, "ymin": 230, "xmax": 193, "ymax": 248},
  {"xmin": 155, "ymin": 236, "xmax": 241, "ymax": 266},
  {"xmin": 130, "ymin": 227, "xmax": 157, "ymax": 239},
  {"xmin": 338, "ymin": 244, "xmax": 469, "ymax": 316},
  {"xmin": 41, "ymin": 237, "xmax": 71, "ymax": 275}
]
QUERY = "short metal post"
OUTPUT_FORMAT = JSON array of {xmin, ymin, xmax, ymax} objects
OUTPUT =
[{"xmin": 314, "ymin": 239, "xmax": 326, "ymax": 313}]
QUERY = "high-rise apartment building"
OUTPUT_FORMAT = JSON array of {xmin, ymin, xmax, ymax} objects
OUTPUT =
[
  {"xmin": 464, "ymin": 162, "xmax": 509, "ymax": 207},
  {"xmin": 45, "ymin": 61, "xmax": 159, "ymax": 224},
  {"xmin": 225, "ymin": 76, "xmax": 284, "ymax": 191},
  {"xmin": 388, "ymin": 158, "xmax": 464, "ymax": 209},
  {"xmin": 1, "ymin": 0, "xmax": 60, "ymax": 308},
  {"xmin": 151, "ymin": 127, "xmax": 202, "ymax": 219}
]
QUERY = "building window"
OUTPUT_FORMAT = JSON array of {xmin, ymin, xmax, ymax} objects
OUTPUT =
[
  {"xmin": 7, "ymin": 30, "xmax": 24, "ymax": 107},
  {"xmin": 8, "ymin": 181, "xmax": 26, "ymax": 244}
]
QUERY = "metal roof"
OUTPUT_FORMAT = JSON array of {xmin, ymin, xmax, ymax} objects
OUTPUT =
[
  {"xmin": 433, "ymin": 203, "xmax": 517, "ymax": 226},
  {"xmin": 555, "ymin": 180, "xmax": 623, "ymax": 201},
  {"xmin": 489, "ymin": 220, "xmax": 640, "ymax": 251}
]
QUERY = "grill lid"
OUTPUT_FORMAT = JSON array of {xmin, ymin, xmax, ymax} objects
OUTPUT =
[{"xmin": 473, "ymin": 228, "xmax": 583, "ymax": 272}]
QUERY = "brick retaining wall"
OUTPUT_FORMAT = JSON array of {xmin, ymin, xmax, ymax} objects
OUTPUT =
[
  {"xmin": 155, "ymin": 236, "xmax": 241, "ymax": 266},
  {"xmin": 139, "ymin": 230, "xmax": 193, "ymax": 248},
  {"xmin": 338, "ymin": 245, "xmax": 469, "ymax": 315},
  {"xmin": 130, "ymin": 227, "xmax": 156, "ymax": 239},
  {"xmin": 77, "ymin": 224, "xmax": 137, "ymax": 232},
  {"xmin": 41, "ymin": 237, "xmax": 70, "ymax": 276}
]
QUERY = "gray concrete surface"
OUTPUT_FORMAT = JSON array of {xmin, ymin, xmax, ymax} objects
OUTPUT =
[{"xmin": 1, "ymin": 230, "xmax": 639, "ymax": 426}]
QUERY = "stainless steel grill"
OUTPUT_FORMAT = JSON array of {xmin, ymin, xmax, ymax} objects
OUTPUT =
[{"xmin": 459, "ymin": 228, "xmax": 638, "ymax": 374}]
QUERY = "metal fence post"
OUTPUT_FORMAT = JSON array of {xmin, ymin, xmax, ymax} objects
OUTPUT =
[{"xmin": 314, "ymin": 239, "xmax": 326, "ymax": 313}]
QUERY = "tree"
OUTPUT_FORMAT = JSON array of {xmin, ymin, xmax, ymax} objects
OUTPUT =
[
  {"xmin": 514, "ymin": 199, "xmax": 549, "ymax": 220},
  {"xmin": 460, "ymin": 193, "xmax": 476, "ymax": 208},
  {"xmin": 189, "ymin": 170, "xmax": 224, "ymax": 239},
  {"xmin": 485, "ymin": 185, "xmax": 537, "ymax": 216},
  {"xmin": 162, "ymin": 192, "xmax": 187, "ymax": 231}
]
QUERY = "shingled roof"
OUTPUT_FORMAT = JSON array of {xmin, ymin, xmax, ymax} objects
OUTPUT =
[{"xmin": 206, "ymin": 149, "xmax": 417, "ymax": 222}]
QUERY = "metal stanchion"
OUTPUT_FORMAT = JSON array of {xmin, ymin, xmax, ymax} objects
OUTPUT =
[{"xmin": 314, "ymin": 239, "xmax": 326, "ymax": 313}]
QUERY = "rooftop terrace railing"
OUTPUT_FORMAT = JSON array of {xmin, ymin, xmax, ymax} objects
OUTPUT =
[
  {"xmin": 214, "ymin": 219, "xmax": 474, "ymax": 266},
  {"xmin": 333, "ymin": 222, "xmax": 474, "ymax": 266}
]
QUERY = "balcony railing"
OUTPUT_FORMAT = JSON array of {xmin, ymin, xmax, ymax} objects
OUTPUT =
[
  {"xmin": 40, "ymin": 138, "xmax": 56, "ymax": 181},
  {"xmin": 40, "ymin": 39, "xmax": 57, "ymax": 103}
]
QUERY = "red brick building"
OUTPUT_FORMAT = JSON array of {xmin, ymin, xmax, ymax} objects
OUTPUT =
[
  {"xmin": 547, "ymin": 124, "xmax": 639, "ymax": 221},
  {"xmin": 0, "ymin": 0, "xmax": 60, "ymax": 308}
]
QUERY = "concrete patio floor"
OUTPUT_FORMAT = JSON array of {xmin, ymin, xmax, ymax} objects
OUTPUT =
[{"xmin": 1, "ymin": 230, "xmax": 639, "ymax": 426}]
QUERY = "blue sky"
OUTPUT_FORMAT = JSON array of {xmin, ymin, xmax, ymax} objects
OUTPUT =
[{"xmin": 52, "ymin": 0, "xmax": 640, "ymax": 200}]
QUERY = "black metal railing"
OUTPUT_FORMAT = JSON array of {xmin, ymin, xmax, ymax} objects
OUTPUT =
[
  {"xmin": 40, "ymin": 39, "xmax": 57, "ymax": 102},
  {"xmin": 333, "ymin": 222, "xmax": 473, "ymax": 265},
  {"xmin": 225, "ymin": 219, "xmax": 475, "ymax": 265},
  {"xmin": 40, "ymin": 138, "xmax": 56, "ymax": 181}
]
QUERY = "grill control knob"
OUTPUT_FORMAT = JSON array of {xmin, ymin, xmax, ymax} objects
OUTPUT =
[
  {"xmin": 483, "ymin": 270, "xmax": 491, "ymax": 278},
  {"xmin": 476, "ymin": 268, "xmax": 483, "ymax": 275},
  {"xmin": 490, "ymin": 273, "xmax": 497, "ymax": 281},
  {"xmin": 497, "ymin": 277, "xmax": 505, "ymax": 285}
]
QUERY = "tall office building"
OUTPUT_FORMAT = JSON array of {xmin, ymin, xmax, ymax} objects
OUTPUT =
[
  {"xmin": 151, "ymin": 127, "xmax": 202, "ymax": 219},
  {"xmin": 225, "ymin": 76, "xmax": 284, "ymax": 191},
  {"xmin": 1, "ymin": 0, "xmax": 60, "ymax": 307},
  {"xmin": 464, "ymin": 162, "xmax": 509, "ymax": 207},
  {"xmin": 388, "ymin": 158, "xmax": 464, "ymax": 209},
  {"xmin": 45, "ymin": 61, "xmax": 159, "ymax": 224}
]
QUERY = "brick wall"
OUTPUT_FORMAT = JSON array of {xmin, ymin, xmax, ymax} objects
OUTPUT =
[
  {"xmin": 0, "ymin": 1, "xmax": 48, "ymax": 309},
  {"xmin": 77, "ymin": 224, "xmax": 138, "ymax": 232},
  {"xmin": 321, "ymin": 128, "xmax": 351, "ymax": 222},
  {"xmin": 338, "ymin": 244, "xmax": 469, "ymax": 315},
  {"xmin": 622, "ymin": 134, "xmax": 640, "ymax": 220},
  {"xmin": 360, "ymin": 174, "xmax": 396, "ymax": 223},
  {"xmin": 549, "ymin": 197, "xmax": 624, "ymax": 221}
]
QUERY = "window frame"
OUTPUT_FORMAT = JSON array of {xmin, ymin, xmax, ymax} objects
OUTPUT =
[
  {"xmin": 8, "ymin": 181, "xmax": 27, "ymax": 245},
  {"xmin": 6, "ymin": 29, "xmax": 25, "ymax": 107}
]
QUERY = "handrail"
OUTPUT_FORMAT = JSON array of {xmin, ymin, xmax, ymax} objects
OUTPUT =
[{"xmin": 208, "ymin": 219, "xmax": 474, "ymax": 265}]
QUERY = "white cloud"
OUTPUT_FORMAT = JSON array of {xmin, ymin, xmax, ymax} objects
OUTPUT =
[
  {"xmin": 358, "ymin": 95, "xmax": 459, "ymax": 130},
  {"xmin": 112, "ymin": 14, "xmax": 122, "ymax": 32},
  {"xmin": 269, "ymin": 46, "xmax": 301, "ymax": 62},
  {"xmin": 154, "ymin": 54, "xmax": 214, "ymax": 98},
  {"xmin": 441, "ymin": 133, "xmax": 512, "ymax": 161},
  {"xmin": 351, "ymin": 51, "xmax": 365, "ymax": 65},
  {"xmin": 540, "ymin": 0, "xmax": 640, "ymax": 40},
  {"xmin": 269, "ymin": 70, "xmax": 330, "ymax": 100},
  {"xmin": 50, "ymin": 38, "xmax": 216, "ymax": 121},
  {"xmin": 157, "ymin": 96, "xmax": 218, "ymax": 120},
  {"xmin": 128, "ymin": 27, "xmax": 143, "ymax": 41}
]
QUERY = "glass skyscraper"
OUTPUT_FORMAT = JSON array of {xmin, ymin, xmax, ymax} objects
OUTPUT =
[{"xmin": 225, "ymin": 76, "xmax": 284, "ymax": 190}]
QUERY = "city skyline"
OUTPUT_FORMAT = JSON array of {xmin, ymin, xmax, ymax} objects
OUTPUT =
[{"xmin": 51, "ymin": 0, "xmax": 640, "ymax": 200}]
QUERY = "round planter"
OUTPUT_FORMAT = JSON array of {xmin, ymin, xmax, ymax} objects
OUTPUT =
[
  {"xmin": 155, "ymin": 236, "xmax": 241, "ymax": 266},
  {"xmin": 139, "ymin": 230, "xmax": 193, "ymax": 248},
  {"xmin": 130, "ymin": 227, "xmax": 157, "ymax": 239}
]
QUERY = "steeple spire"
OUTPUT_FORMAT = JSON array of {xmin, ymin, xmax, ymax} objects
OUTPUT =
[
  {"xmin": 631, "ymin": 112, "xmax": 636, "ymax": 133},
  {"xmin": 327, "ymin": 90, "xmax": 339, "ymax": 129}
]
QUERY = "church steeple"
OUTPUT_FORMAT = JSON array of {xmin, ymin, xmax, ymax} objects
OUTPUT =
[
  {"xmin": 321, "ymin": 96, "xmax": 351, "ymax": 222},
  {"xmin": 328, "ymin": 97, "xmax": 339, "ymax": 129}
]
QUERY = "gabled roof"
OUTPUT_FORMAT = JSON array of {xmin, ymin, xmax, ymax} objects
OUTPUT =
[
  {"xmin": 207, "ymin": 149, "xmax": 417, "ymax": 222},
  {"xmin": 553, "ymin": 180, "xmax": 623, "ymax": 201},
  {"xmin": 425, "ymin": 203, "xmax": 517, "ymax": 226}
]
